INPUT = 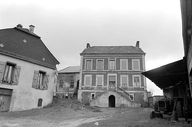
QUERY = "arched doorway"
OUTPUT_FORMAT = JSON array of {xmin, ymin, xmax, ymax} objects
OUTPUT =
[{"xmin": 109, "ymin": 95, "xmax": 115, "ymax": 107}]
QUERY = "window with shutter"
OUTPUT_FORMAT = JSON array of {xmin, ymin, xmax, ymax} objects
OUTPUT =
[
  {"xmin": 0, "ymin": 61, "xmax": 6, "ymax": 83},
  {"xmin": 133, "ymin": 75, "xmax": 141, "ymax": 87},
  {"xmin": 85, "ymin": 60, "xmax": 92, "ymax": 70},
  {"xmin": 109, "ymin": 59, "xmax": 115, "ymax": 70},
  {"xmin": 132, "ymin": 59, "xmax": 140, "ymax": 70},
  {"xmin": 96, "ymin": 59, "xmax": 104, "ymax": 70},
  {"xmin": 32, "ymin": 70, "xmax": 48, "ymax": 90},
  {"xmin": 43, "ymin": 74, "xmax": 49, "ymax": 90},
  {"xmin": 2, "ymin": 62, "xmax": 18, "ymax": 85},
  {"xmin": 120, "ymin": 75, "xmax": 128, "ymax": 87},
  {"xmin": 108, "ymin": 75, "xmax": 116, "ymax": 88},
  {"xmin": 32, "ymin": 71, "xmax": 39, "ymax": 89},
  {"xmin": 96, "ymin": 75, "xmax": 103, "ymax": 86},
  {"xmin": 120, "ymin": 59, "xmax": 128, "ymax": 70},
  {"xmin": 12, "ymin": 66, "xmax": 21, "ymax": 85},
  {"xmin": 84, "ymin": 75, "xmax": 92, "ymax": 86}
]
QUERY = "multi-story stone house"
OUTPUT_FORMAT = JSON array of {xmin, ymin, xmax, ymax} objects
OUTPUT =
[
  {"xmin": 56, "ymin": 66, "xmax": 80, "ymax": 98},
  {"xmin": 0, "ymin": 24, "xmax": 59, "ymax": 111},
  {"xmin": 78, "ymin": 42, "xmax": 147, "ymax": 107}
]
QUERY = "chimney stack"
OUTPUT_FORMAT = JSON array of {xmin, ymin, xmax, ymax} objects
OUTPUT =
[
  {"xmin": 136, "ymin": 41, "xmax": 140, "ymax": 48},
  {"xmin": 86, "ymin": 43, "xmax": 91, "ymax": 48},
  {"xmin": 29, "ymin": 25, "xmax": 35, "ymax": 33},
  {"xmin": 16, "ymin": 24, "xmax": 23, "ymax": 28}
]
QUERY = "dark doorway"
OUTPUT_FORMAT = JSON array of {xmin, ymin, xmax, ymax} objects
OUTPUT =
[{"xmin": 109, "ymin": 95, "xmax": 115, "ymax": 107}]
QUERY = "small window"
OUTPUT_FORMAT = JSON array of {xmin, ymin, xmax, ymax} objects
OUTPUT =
[
  {"xmin": 96, "ymin": 59, "xmax": 104, "ymax": 70},
  {"xmin": 84, "ymin": 75, "xmax": 92, "ymax": 86},
  {"xmin": 91, "ymin": 93, "xmax": 95, "ymax": 100},
  {"xmin": 109, "ymin": 59, "xmax": 115, "ymax": 70},
  {"xmin": 132, "ymin": 59, "xmax": 140, "ymax": 70},
  {"xmin": 120, "ymin": 75, "xmax": 128, "ymax": 87},
  {"xmin": 96, "ymin": 75, "xmax": 104, "ymax": 86},
  {"xmin": 38, "ymin": 98, "xmax": 43, "ymax": 107},
  {"xmin": 120, "ymin": 59, "xmax": 128, "ymax": 70},
  {"xmin": 133, "ymin": 75, "xmax": 141, "ymax": 87},
  {"xmin": 70, "ymin": 80, "xmax": 74, "ymax": 88},
  {"xmin": 85, "ymin": 60, "xmax": 92, "ymax": 70},
  {"xmin": 129, "ymin": 94, "xmax": 134, "ymax": 101}
]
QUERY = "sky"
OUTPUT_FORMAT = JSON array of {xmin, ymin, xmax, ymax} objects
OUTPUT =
[{"xmin": 0, "ymin": 0, "xmax": 184, "ymax": 95}]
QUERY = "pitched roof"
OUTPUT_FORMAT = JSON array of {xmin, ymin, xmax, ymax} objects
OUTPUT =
[
  {"xmin": 0, "ymin": 26, "xmax": 59, "ymax": 69},
  {"xmin": 80, "ymin": 46, "xmax": 145, "ymax": 55},
  {"xmin": 59, "ymin": 66, "xmax": 80, "ymax": 73}
]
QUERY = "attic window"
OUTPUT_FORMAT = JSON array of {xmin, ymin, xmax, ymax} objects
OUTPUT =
[
  {"xmin": 23, "ymin": 39, "xmax": 27, "ymax": 43},
  {"xmin": 0, "ymin": 43, "xmax": 4, "ymax": 47}
]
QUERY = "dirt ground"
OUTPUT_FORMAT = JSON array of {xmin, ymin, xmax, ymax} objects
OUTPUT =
[{"xmin": 0, "ymin": 100, "xmax": 191, "ymax": 127}]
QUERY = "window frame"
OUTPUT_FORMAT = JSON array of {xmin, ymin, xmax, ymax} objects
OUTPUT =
[
  {"xmin": 129, "ymin": 93, "xmax": 134, "ymax": 101},
  {"xmin": 132, "ymin": 59, "xmax": 140, "ymax": 71},
  {"xmin": 132, "ymin": 75, "xmax": 141, "ymax": 88},
  {"xmin": 85, "ymin": 59, "xmax": 92, "ymax": 70},
  {"xmin": 120, "ymin": 75, "xmax": 129, "ymax": 87},
  {"xmin": 38, "ymin": 71, "xmax": 46, "ymax": 87},
  {"xmin": 84, "ymin": 75, "xmax": 92, "ymax": 86},
  {"xmin": 120, "ymin": 59, "xmax": 128, "ymax": 70},
  {"xmin": 96, "ymin": 75, "xmax": 104, "ymax": 86},
  {"xmin": 107, "ymin": 74, "xmax": 117, "ymax": 88},
  {"xmin": 108, "ymin": 59, "xmax": 116, "ymax": 70},
  {"xmin": 96, "ymin": 59, "xmax": 104, "ymax": 70},
  {"xmin": 2, "ymin": 62, "xmax": 16, "ymax": 84}
]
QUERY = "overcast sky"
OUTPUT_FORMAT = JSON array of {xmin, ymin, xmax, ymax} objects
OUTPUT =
[{"xmin": 0, "ymin": 0, "xmax": 184, "ymax": 95}]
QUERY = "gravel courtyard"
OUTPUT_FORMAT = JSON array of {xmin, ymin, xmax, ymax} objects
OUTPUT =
[{"xmin": 0, "ymin": 100, "xmax": 191, "ymax": 127}]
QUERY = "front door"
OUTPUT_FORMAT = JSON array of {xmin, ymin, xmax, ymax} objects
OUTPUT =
[
  {"xmin": 0, "ymin": 88, "xmax": 12, "ymax": 112},
  {"xmin": 0, "ymin": 95, "xmax": 11, "ymax": 112},
  {"xmin": 109, "ymin": 95, "xmax": 115, "ymax": 107}
]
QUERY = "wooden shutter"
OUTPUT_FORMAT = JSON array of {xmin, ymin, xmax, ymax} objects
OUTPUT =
[
  {"xmin": 32, "ymin": 71, "xmax": 39, "ymax": 89},
  {"xmin": 0, "ymin": 62, "xmax": 6, "ymax": 83},
  {"xmin": 43, "ymin": 74, "xmax": 49, "ymax": 90},
  {"xmin": 12, "ymin": 66, "xmax": 21, "ymax": 85}
]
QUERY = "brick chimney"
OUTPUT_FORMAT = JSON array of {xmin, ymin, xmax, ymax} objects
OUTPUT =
[
  {"xmin": 136, "ymin": 41, "xmax": 140, "ymax": 48},
  {"xmin": 29, "ymin": 25, "xmax": 35, "ymax": 33},
  {"xmin": 86, "ymin": 43, "xmax": 91, "ymax": 48}
]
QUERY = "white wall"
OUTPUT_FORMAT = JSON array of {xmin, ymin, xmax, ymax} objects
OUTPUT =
[{"xmin": 0, "ymin": 54, "xmax": 57, "ymax": 111}]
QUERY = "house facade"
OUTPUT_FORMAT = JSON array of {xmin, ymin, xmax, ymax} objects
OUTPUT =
[
  {"xmin": 78, "ymin": 42, "xmax": 147, "ymax": 107},
  {"xmin": 0, "ymin": 24, "xmax": 59, "ymax": 111},
  {"xmin": 56, "ymin": 66, "xmax": 80, "ymax": 98}
]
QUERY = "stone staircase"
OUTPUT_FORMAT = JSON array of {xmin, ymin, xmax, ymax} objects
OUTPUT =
[{"xmin": 90, "ymin": 85, "xmax": 141, "ymax": 107}]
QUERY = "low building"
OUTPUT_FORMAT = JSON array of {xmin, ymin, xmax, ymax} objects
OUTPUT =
[
  {"xmin": 143, "ymin": 59, "xmax": 192, "ymax": 118},
  {"xmin": 78, "ymin": 42, "xmax": 148, "ymax": 107},
  {"xmin": 56, "ymin": 66, "xmax": 80, "ymax": 98},
  {"xmin": 0, "ymin": 24, "xmax": 59, "ymax": 111}
]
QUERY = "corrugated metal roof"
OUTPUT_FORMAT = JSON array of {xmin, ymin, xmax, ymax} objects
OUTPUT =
[
  {"xmin": 0, "ymin": 26, "xmax": 59, "ymax": 69},
  {"xmin": 59, "ymin": 66, "xmax": 80, "ymax": 73},
  {"xmin": 80, "ymin": 46, "xmax": 145, "ymax": 55}
]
